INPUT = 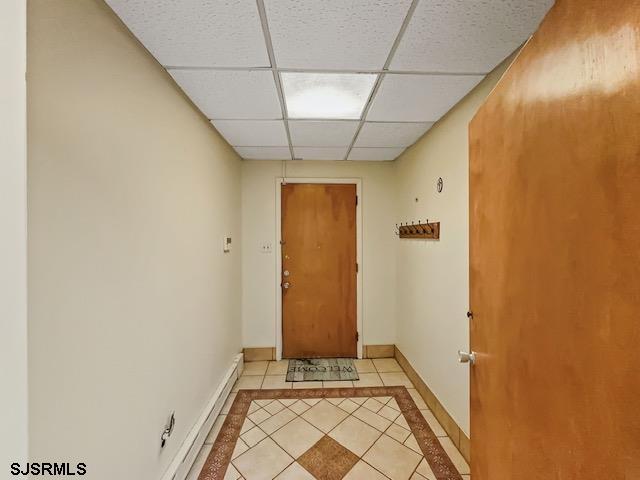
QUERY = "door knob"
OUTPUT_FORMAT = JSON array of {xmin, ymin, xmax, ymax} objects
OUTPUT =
[
  {"xmin": 282, "ymin": 282, "xmax": 290, "ymax": 289},
  {"xmin": 458, "ymin": 350, "xmax": 476, "ymax": 365}
]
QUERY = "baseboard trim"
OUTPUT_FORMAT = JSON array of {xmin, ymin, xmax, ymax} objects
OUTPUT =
[
  {"xmin": 243, "ymin": 347, "xmax": 275, "ymax": 361},
  {"xmin": 363, "ymin": 344, "xmax": 395, "ymax": 358},
  {"xmin": 394, "ymin": 347, "xmax": 471, "ymax": 464},
  {"xmin": 161, "ymin": 352, "xmax": 243, "ymax": 480}
]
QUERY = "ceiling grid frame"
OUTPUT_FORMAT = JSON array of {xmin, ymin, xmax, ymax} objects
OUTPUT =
[
  {"xmin": 106, "ymin": 0, "xmax": 554, "ymax": 161},
  {"xmin": 343, "ymin": 0, "xmax": 421, "ymax": 160}
]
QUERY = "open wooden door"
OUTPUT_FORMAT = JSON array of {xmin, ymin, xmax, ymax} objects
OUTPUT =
[
  {"xmin": 469, "ymin": 1, "xmax": 640, "ymax": 478},
  {"xmin": 281, "ymin": 183, "xmax": 357, "ymax": 358}
]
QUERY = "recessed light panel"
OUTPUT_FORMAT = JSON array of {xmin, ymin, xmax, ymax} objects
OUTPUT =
[{"xmin": 281, "ymin": 73, "xmax": 377, "ymax": 120}]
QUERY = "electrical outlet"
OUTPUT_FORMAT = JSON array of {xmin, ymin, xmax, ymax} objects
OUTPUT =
[
  {"xmin": 160, "ymin": 412, "xmax": 175, "ymax": 448},
  {"xmin": 260, "ymin": 242, "xmax": 273, "ymax": 253}
]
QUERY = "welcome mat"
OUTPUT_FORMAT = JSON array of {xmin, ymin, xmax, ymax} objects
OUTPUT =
[{"xmin": 286, "ymin": 358, "xmax": 359, "ymax": 382}]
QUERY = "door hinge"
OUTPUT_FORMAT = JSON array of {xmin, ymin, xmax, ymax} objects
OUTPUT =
[
  {"xmin": 356, "ymin": 332, "xmax": 359, "ymax": 342},
  {"xmin": 356, "ymin": 262, "xmax": 359, "ymax": 273},
  {"xmin": 355, "ymin": 195, "xmax": 358, "ymax": 206}
]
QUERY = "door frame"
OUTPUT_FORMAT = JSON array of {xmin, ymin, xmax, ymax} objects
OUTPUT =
[{"xmin": 274, "ymin": 177, "xmax": 363, "ymax": 361}]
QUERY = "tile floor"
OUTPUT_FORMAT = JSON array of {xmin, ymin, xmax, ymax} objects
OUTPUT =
[{"xmin": 187, "ymin": 358, "xmax": 470, "ymax": 480}]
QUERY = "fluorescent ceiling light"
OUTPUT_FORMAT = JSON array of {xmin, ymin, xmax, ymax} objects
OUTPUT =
[{"xmin": 281, "ymin": 72, "xmax": 377, "ymax": 119}]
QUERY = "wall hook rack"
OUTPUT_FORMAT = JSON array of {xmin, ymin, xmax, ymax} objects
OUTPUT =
[{"xmin": 396, "ymin": 220, "xmax": 440, "ymax": 239}]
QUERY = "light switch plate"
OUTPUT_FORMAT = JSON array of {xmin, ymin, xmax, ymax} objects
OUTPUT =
[{"xmin": 260, "ymin": 242, "xmax": 273, "ymax": 254}]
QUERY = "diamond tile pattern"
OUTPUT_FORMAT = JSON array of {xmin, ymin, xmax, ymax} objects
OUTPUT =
[{"xmin": 188, "ymin": 359, "xmax": 470, "ymax": 479}]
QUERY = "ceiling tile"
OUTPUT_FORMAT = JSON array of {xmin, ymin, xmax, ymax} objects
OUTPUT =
[
  {"xmin": 355, "ymin": 122, "xmax": 433, "ymax": 147},
  {"xmin": 348, "ymin": 147, "xmax": 405, "ymax": 161},
  {"xmin": 234, "ymin": 147, "xmax": 291, "ymax": 160},
  {"xmin": 282, "ymin": 73, "xmax": 377, "ymax": 120},
  {"xmin": 367, "ymin": 74, "xmax": 484, "ymax": 122},
  {"xmin": 264, "ymin": 0, "xmax": 413, "ymax": 70},
  {"xmin": 106, "ymin": 0, "xmax": 269, "ymax": 67},
  {"xmin": 293, "ymin": 147, "xmax": 348, "ymax": 161},
  {"xmin": 212, "ymin": 120, "xmax": 288, "ymax": 146},
  {"xmin": 169, "ymin": 70, "xmax": 282, "ymax": 120},
  {"xmin": 289, "ymin": 121, "xmax": 359, "ymax": 147},
  {"xmin": 390, "ymin": 0, "xmax": 554, "ymax": 73}
]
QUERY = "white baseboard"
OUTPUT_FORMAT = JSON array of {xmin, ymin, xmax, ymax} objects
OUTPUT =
[{"xmin": 161, "ymin": 353, "xmax": 243, "ymax": 480}]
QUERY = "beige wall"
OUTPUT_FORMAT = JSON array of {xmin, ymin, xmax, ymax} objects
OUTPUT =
[
  {"xmin": 241, "ymin": 160, "xmax": 397, "ymax": 351},
  {"xmin": 27, "ymin": 1, "xmax": 241, "ymax": 478},
  {"xmin": 1, "ymin": 0, "xmax": 28, "ymax": 468},
  {"xmin": 395, "ymin": 54, "xmax": 516, "ymax": 436}
]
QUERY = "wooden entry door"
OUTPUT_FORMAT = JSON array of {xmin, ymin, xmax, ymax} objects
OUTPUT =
[
  {"xmin": 469, "ymin": 1, "xmax": 640, "ymax": 479},
  {"xmin": 281, "ymin": 183, "xmax": 357, "ymax": 358}
]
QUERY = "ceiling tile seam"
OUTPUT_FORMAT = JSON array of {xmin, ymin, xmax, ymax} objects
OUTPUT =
[
  {"xmin": 344, "ymin": 0, "xmax": 421, "ymax": 160},
  {"xmin": 256, "ymin": 0, "xmax": 295, "ymax": 161},
  {"xmin": 164, "ymin": 65, "xmax": 489, "ymax": 76}
]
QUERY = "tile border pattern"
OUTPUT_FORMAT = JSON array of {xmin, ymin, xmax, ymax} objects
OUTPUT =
[
  {"xmin": 197, "ymin": 386, "xmax": 463, "ymax": 480},
  {"xmin": 394, "ymin": 347, "xmax": 471, "ymax": 464}
]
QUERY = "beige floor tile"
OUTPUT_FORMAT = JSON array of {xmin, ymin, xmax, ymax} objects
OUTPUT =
[
  {"xmin": 266, "ymin": 360, "xmax": 289, "ymax": 375},
  {"xmin": 247, "ymin": 401, "xmax": 260, "ymax": 414},
  {"xmin": 205, "ymin": 414, "xmax": 226, "ymax": 444},
  {"xmin": 352, "ymin": 406, "xmax": 392, "ymax": 432},
  {"xmin": 271, "ymin": 417, "xmax": 324, "ymax": 458},
  {"xmin": 411, "ymin": 473, "xmax": 427, "ymax": 480},
  {"xmin": 264, "ymin": 400, "xmax": 285, "ymax": 415},
  {"xmin": 407, "ymin": 389, "xmax": 428, "ymax": 410},
  {"xmin": 241, "ymin": 426, "xmax": 267, "ymax": 447},
  {"xmin": 233, "ymin": 375, "xmax": 264, "ymax": 392},
  {"xmin": 240, "ymin": 418, "xmax": 255, "ymax": 435},
  {"xmin": 352, "ymin": 372, "xmax": 383, "ymax": 387},
  {"xmin": 415, "ymin": 458, "xmax": 436, "ymax": 479},
  {"xmin": 394, "ymin": 414, "xmax": 410, "ymax": 429},
  {"xmin": 376, "ymin": 396, "xmax": 392, "ymax": 404},
  {"xmin": 242, "ymin": 361, "xmax": 269, "ymax": 376},
  {"xmin": 337, "ymin": 398, "xmax": 359, "ymax": 414},
  {"xmin": 223, "ymin": 463, "xmax": 241, "ymax": 480},
  {"xmin": 353, "ymin": 359, "xmax": 376, "ymax": 373},
  {"xmin": 329, "ymin": 416, "xmax": 382, "ymax": 456},
  {"xmin": 363, "ymin": 435, "xmax": 422, "ymax": 480},
  {"xmin": 302, "ymin": 398, "xmax": 322, "ymax": 406},
  {"xmin": 186, "ymin": 443, "xmax": 213, "ymax": 480},
  {"xmin": 326, "ymin": 397, "xmax": 345, "ymax": 405},
  {"xmin": 419, "ymin": 409, "xmax": 447, "ymax": 437},
  {"xmin": 362, "ymin": 397, "xmax": 385, "ymax": 413},
  {"xmin": 323, "ymin": 380, "xmax": 354, "ymax": 388},
  {"xmin": 349, "ymin": 397, "xmax": 367, "ymax": 405},
  {"xmin": 255, "ymin": 399, "xmax": 274, "ymax": 407},
  {"xmin": 292, "ymin": 380, "xmax": 323, "ymax": 389},
  {"xmin": 231, "ymin": 438, "xmax": 249, "ymax": 459},
  {"xmin": 343, "ymin": 460, "xmax": 388, "ymax": 480},
  {"xmin": 288, "ymin": 399, "xmax": 310, "ymax": 415},
  {"xmin": 372, "ymin": 358, "xmax": 403, "ymax": 373},
  {"xmin": 385, "ymin": 423, "xmax": 411, "ymax": 443},
  {"xmin": 279, "ymin": 398, "xmax": 297, "ymax": 406},
  {"xmin": 301, "ymin": 399, "xmax": 349, "ymax": 433},
  {"xmin": 404, "ymin": 434, "xmax": 422, "ymax": 454},
  {"xmin": 379, "ymin": 372, "xmax": 413, "ymax": 387},
  {"xmin": 259, "ymin": 408, "xmax": 297, "ymax": 435},
  {"xmin": 261, "ymin": 375, "xmax": 292, "ymax": 390},
  {"xmin": 438, "ymin": 437, "xmax": 470, "ymax": 474},
  {"xmin": 233, "ymin": 437, "xmax": 293, "ymax": 480},
  {"xmin": 248, "ymin": 408, "xmax": 271, "ymax": 425},
  {"xmin": 387, "ymin": 398, "xmax": 400, "ymax": 411},
  {"xmin": 378, "ymin": 405, "xmax": 401, "ymax": 422},
  {"xmin": 222, "ymin": 393, "xmax": 237, "ymax": 414},
  {"xmin": 274, "ymin": 461, "xmax": 315, "ymax": 479}
]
